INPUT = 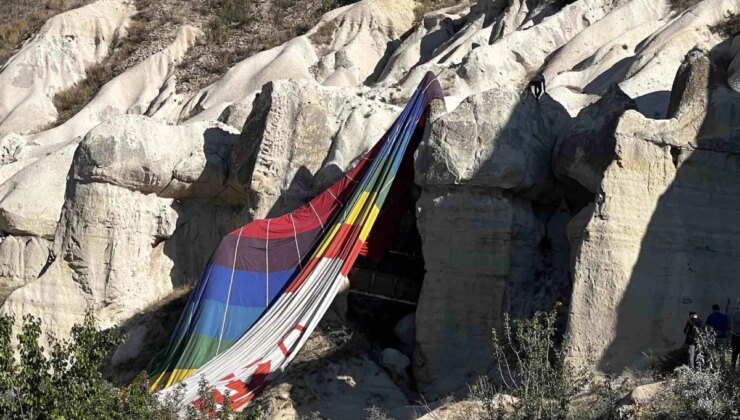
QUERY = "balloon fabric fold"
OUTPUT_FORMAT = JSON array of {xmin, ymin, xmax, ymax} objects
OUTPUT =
[{"xmin": 149, "ymin": 72, "xmax": 444, "ymax": 411}]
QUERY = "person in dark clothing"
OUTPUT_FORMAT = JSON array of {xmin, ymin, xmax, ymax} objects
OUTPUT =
[
  {"xmin": 529, "ymin": 73, "xmax": 546, "ymax": 100},
  {"xmin": 729, "ymin": 299, "xmax": 740, "ymax": 370},
  {"xmin": 706, "ymin": 303, "xmax": 729, "ymax": 347},
  {"xmin": 684, "ymin": 311, "xmax": 704, "ymax": 369}
]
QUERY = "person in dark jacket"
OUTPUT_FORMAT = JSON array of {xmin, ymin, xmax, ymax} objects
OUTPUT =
[
  {"xmin": 706, "ymin": 303, "xmax": 729, "ymax": 347},
  {"xmin": 684, "ymin": 311, "xmax": 704, "ymax": 369},
  {"xmin": 529, "ymin": 73, "xmax": 546, "ymax": 100}
]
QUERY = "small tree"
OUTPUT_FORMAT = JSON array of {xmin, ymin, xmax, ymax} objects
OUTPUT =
[
  {"xmin": 0, "ymin": 312, "xmax": 125, "ymax": 417},
  {"xmin": 485, "ymin": 306, "xmax": 592, "ymax": 419},
  {"xmin": 0, "ymin": 312, "xmax": 183, "ymax": 419},
  {"xmin": 0, "ymin": 312, "xmax": 267, "ymax": 419}
]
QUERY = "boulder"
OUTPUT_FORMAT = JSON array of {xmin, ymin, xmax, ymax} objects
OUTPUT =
[
  {"xmin": 256, "ymin": 327, "xmax": 414, "ymax": 419},
  {"xmin": 553, "ymin": 85, "xmax": 636, "ymax": 193},
  {"xmin": 624, "ymin": 381, "xmax": 668, "ymax": 406},
  {"xmin": 394, "ymin": 313, "xmax": 415, "ymax": 356},
  {"xmin": 380, "ymin": 348, "xmax": 411, "ymax": 377},
  {"xmin": 0, "ymin": 236, "xmax": 51, "ymax": 303},
  {"xmin": 0, "ymin": 144, "xmax": 77, "ymax": 238},
  {"xmin": 0, "ymin": 116, "xmax": 240, "ymax": 340},
  {"xmin": 413, "ymin": 87, "xmax": 568, "ymax": 396},
  {"xmin": 416, "ymin": 86, "xmax": 560, "ymax": 196}
]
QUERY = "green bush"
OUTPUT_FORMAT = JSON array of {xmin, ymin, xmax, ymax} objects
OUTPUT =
[
  {"xmin": 478, "ymin": 306, "xmax": 592, "ymax": 419},
  {"xmin": 0, "ymin": 312, "xmax": 183, "ymax": 419},
  {"xmin": 206, "ymin": 0, "xmax": 254, "ymax": 44},
  {"xmin": 0, "ymin": 312, "xmax": 263, "ymax": 419},
  {"xmin": 668, "ymin": 329, "xmax": 740, "ymax": 419}
]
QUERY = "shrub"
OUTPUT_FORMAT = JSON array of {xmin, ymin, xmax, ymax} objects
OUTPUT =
[
  {"xmin": 206, "ymin": 0, "xmax": 254, "ymax": 44},
  {"xmin": 710, "ymin": 12, "xmax": 740, "ymax": 38},
  {"xmin": 365, "ymin": 405, "xmax": 392, "ymax": 420},
  {"xmin": 210, "ymin": 0, "xmax": 253, "ymax": 26},
  {"xmin": 0, "ymin": 312, "xmax": 263, "ymax": 419},
  {"xmin": 667, "ymin": 329, "xmax": 740, "ymax": 419},
  {"xmin": 51, "ymin": 60, "xmax": 116, "ymax": 124},
  {"xmin": 486, "ymin": 307, "xmax": 593, "ymax": 419},
  {"xmin": 0, "ymin": 312, "xmax": 135, "ymax": 418},
  {"xmin": 584, "ymin": 374, "xmax": 632, "ymax": 420}
]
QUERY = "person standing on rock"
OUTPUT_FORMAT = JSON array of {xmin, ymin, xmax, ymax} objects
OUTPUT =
[
  {"xmin": 684, "ymin": 311, "xmax": 704, "ymax": 369},
  {"xmin": 729, "ymin": 299, "xmax": 740, "ymax": 370},
  {"xmin": 529, "ymin": 73, "xmax": 546, "ymax": 101},
  {"xmin": 706, "ymin": 303, "xmax": 729, "ymax": 348}
]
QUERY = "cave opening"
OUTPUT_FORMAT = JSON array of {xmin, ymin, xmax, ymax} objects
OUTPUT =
[
  {"xmin": 342, "ymin": 102, "xmax": 432, "ymax": 358},
  {"xmin": 346, "ymin": 183, "xmax": 425, "ymax": 350}
]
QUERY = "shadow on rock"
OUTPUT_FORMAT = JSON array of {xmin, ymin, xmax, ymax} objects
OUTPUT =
[{"xmin": 596, "ymin": 43, "xmax": 740, "ymax": 373}]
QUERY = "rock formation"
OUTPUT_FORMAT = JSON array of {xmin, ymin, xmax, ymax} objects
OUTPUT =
[
  {"xmin": 567, "ymin": 46, "xmax": 740, "ymax": 373},
  {"xmin": 0, "ymin": 0, "xmax": 135, "ymax": 136},
  {"xmin": 0, "ymin": 0, "xmax": 740, "ymax": 415}
]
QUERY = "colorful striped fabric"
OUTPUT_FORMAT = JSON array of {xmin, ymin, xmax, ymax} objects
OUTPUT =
[{"xmin": 151, "ymin": 72, "xmax": 443, "ymax": 411}]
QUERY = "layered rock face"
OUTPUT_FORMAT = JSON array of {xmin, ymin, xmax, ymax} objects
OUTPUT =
[
  {"xmin": 1, "ymin": 0, "xmax": 740, "ymax": 412},
  {"xmin": 0, "ymin": 0, "xmax": 204, "ymax": 306},
  {"xmin": 1, "ymin": 116, "xmax": 240, "ymax": 334},
  {"xmin": 567, "ymin": 48, "xmax": 740, "ymax": 373},
  {"xmin": 413, "ymin": 88, "xmax": 569, "ymax": 393},
  {"xmin": 229, "ymin": 79, "xmax": 399, "ymax": 219}
]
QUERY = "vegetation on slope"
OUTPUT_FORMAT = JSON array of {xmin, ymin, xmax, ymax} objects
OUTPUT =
[
  {"xmin": 46, "ymin": 0, "xmax": 362, "ymax": 127},
  {"xmin": 5, "ymin": 0, "xmax": 479, "ymax": 130},
  {"xmin": 0, "ymin": 0, "xmax": 92, "ymax": 66},
  {"xmin": 412, "ymin": 306, "xmax": 740, "ymax": 420},
  {"xmin": 0, "ymin": 312, "xmax": 265, "ymax": 419},
  {"xmin": 1, "ymin": 304, "xmax": 739, "ymax": 419}
]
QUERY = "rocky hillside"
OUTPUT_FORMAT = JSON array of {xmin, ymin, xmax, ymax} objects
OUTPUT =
[{"xmin": 0, "ymin": 0, "xmax": 739, "ymax": 417}]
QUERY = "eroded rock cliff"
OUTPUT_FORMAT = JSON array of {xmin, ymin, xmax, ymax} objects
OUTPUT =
[{"xmin": 0, "ymin": 0, "xmax": 739, "ymax": 415}]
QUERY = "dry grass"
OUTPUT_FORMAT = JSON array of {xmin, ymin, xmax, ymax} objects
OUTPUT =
[
  {"xmin": 710, "ymin": 12, "xmax": 740, "ymax": 37},
  {"xmin": 0, "ymin": 0, "xmax": 92, "ymax": 65},
  {"xmin": 173, "ymin": 0, "xmax": 361, "ymax": 93},
  {"xmin": 10, "ymin": 0, "xmax": 482, "ymax": 126},
  {"xmin": 49, "ymin": 13, "xmax": 150, "ymax": 126},
  {"xmin": 52, "ymin": 61, "xmax": 116, "ymax": 123},
  {"xmin": 413, "ymin": 0, "xmax": 469, "ymax": 22},
  {"xmin": 48, "ymin": 0, "xmax": 343, "ymax": 123},
  {"xmin": 308, "ymin": 20, "xmax": 337, "ymax": 49},
  {"xmin": 206, "ymin": 0, "xmax": 255, "ymax": 45},
  {"xmin": 669, "ymin": 0, "xmax": 702, "ymax": 12}
]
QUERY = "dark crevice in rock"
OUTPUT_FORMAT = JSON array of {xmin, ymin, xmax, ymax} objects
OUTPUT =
[
  {"xmin": 670, "ymin": 145, "xmax": 681, "ymax": 168},
  {"xmin": 559, "ymin": 177, "xmax": 595, "ymax": 214}
]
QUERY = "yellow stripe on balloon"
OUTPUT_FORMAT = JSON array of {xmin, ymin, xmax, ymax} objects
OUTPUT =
[
  {"xmin": 149, "ymin": 368, "xmax": 198, "ymax": 391},
  {"xmin": 358, "ymin": 204, "xmax": 381, "ymax": 242},
  {"xmin": 345, "ymin": 191, "xmax": 370, "ymax": 226},
  {"xmin": 315, "ymin": 223, "xmax": 341, "ymax": 256}
]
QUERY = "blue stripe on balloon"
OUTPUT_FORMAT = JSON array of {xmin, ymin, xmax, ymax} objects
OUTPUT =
[
  {"xmin": 201, "ymin": 264, "xmax": 298, "ymax": 306},
  {"xmin": 191, "ymin": 298, "xmax": 266, "ymax": 340}
]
